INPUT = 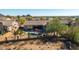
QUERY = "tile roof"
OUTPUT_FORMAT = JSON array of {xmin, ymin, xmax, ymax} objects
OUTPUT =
[
  {"xmin": 24, "ymin": 20, "xmax": 48, "ymax": 26},
  {"xmin": 0, "ymin": 20, "xmax": 14, "ymax": 26}
]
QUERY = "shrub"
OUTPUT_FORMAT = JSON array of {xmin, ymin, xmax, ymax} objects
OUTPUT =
[
  {"xmin": 67, "ymin": 26, "xmax": 79, "ymax": 44},
  {"xmin": 46, "ymin": 17, "xmax": 68, "ymax": 36},
  {"xmin": 73, "ymin": 32, "xmax": 79, "ymax": 44}
]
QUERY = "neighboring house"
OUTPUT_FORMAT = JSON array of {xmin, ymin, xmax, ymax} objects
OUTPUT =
[
  {"xmin": 32, "ymin": 17, "xmax": 40, "ymax": 20},
  {"xmin": 0, "ymin": 16, "xmax": 6, "ymax": 20},
  {"xmin": 0, "ymin": 15, "xmax": 19, "ymax": 33},
  {"xmin": 0, "ymin": 17, "xmax": 19, "ymax": 33},
  {"xmin": 60, "ymin": 19, "xmax": 77, "ymax": 26},
  {"xmin": 48, "ymin": 17, "xmax": 53, "ymax": 21},
  {"xmin": 21, "ymin": 20, "xmax": 48, "ymax": 32},
  {"xmin": 6, "ymin": 18, "xmax": 12, "ymax": 20},
  {"xmin": 0, "ymin": 22, "xmax": 5, "ymax": 35},
  {"xmin": 60, "ymin": 20, "xmax": 70, "ymax": 25},
  {"xmin": 31, "ymin": 16, "xmax": 53, "ymax": 21}
]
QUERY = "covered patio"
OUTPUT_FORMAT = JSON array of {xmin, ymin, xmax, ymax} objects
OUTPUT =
[{"xmin": 22, "ymin": 20, "xmax": 48, "ymax": 32}]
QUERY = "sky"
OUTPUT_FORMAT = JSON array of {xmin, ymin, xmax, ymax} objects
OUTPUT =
[{"xmin": 0, "ymin": 9, "xmax": 79, "ymax": 16}]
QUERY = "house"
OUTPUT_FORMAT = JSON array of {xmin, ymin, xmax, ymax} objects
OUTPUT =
[{"xmin": 21, "ymin": 20, "xmax": 48, "ymax": 32}]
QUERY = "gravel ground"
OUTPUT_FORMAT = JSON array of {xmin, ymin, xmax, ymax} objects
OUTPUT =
[{"xmin": 0, "ymin": 40, "xmax": 64, "ymax": 50}]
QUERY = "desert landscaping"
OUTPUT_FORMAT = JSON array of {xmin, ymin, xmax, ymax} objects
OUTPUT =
[
  {"xmin": 0, "ymin": 12, "xmax": 79, "ymax": 50},
  {"xmin": 0, "ymin": 39, "xmax": 64, "ymax": 50}
]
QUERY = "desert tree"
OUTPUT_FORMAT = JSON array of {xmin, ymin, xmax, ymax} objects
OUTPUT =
[
  {"xmin": 46, "ymin": 17, "xmax": 68, "ymax": 37},
  {"xmin": 14, "ymin": 29, "xmax": 25, "ymax": 39},
  {"xmin": 26, "ymin": 14, "xmax": 32, "ymax": 20}
]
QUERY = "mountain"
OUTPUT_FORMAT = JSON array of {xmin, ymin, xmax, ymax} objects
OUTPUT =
[{"xmin": 0, "ymin": 13, "xmax": 4, "ymax": 16}]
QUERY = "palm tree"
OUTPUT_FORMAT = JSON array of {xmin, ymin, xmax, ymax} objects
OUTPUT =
[
  {"xmin": 17, "ymin": 15, "xmax": 26, "ymax": 25},
  {"xmin": 15, "ymin": 16, "xmax": 26, "ymax": 39}
]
